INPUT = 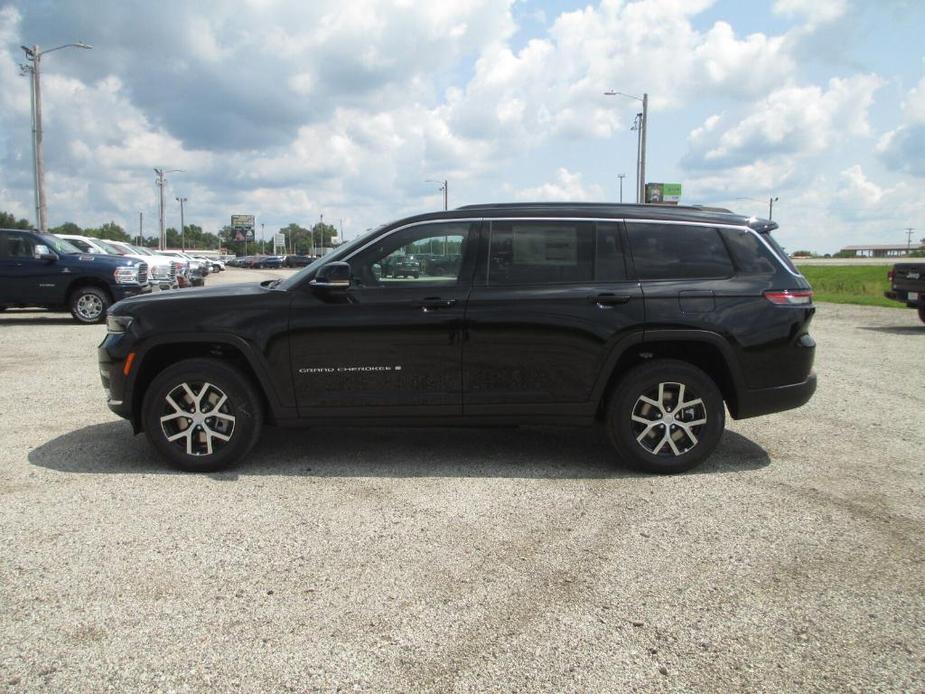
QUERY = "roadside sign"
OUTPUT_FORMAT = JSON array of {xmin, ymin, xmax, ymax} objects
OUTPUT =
[
  {"xmin": 645, "ymin": 183, "xmax": 682, "ymax": 205},
  {"xmin": 231, "ymin": 214, "xmax": 255, "ymax": 241}
]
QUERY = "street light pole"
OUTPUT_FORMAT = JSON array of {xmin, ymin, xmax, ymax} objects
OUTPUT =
[
  {"xmin": 20, "ymin": 42, "xmax": 92, "ymax": 232},
  {"xmin": 176, "ymin": 196, "xmax": 188, "ymax": 250},
  {"xmin": 769, "ymin": 196, "xmax": 779, "ymax": 221},
  {"xmin": 617, "ymin": 173, "xmax": 626, "ymax": 203},
  {"xmin": 604, "ymin": 90, "xmax": 648, "ymax": 204},
  {"xmin": 425, "ymin": 179, "xmax": 448, "ymax": 210}
]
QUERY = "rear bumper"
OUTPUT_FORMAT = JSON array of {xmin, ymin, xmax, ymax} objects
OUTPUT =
[
  {"xmin": 885, "ymin": 290, "xmax": 923, "ymax": 307},
  {"xmin": 734, "ymin": 372, "xmax": 817, "ymax": 420}
]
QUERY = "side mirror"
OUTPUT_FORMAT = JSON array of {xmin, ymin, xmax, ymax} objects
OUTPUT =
[
  {"xmin": 34, "ymin": 244, "xmax": 57, "ymax": 262},
  {"xmin": 309, "ymin": 261, "xmax": 351, "ymax": 290}
]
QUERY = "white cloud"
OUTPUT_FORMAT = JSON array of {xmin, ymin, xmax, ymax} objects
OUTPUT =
[
  {"xmin": 877, "ymin": 74, "xmax": 925, "ymax": 177},
  {"xmin": 772, "ymin": 0, "xmax": 847, "ymax": 26},
  {"xmin": 514, "ymin": 167, "xmax": 604, "ymax": 201},
  {"xmin": 684, "ymin": 74, "xmax": 883, "ymax": 168}
]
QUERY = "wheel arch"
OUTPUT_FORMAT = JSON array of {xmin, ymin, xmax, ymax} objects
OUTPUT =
[
  {"xmin": 595, "ymin": 330, "xmax": 745, "ymax": 419},
  {"xmin": 129, "ymin": 335, "xmax": 278, "ymax": 432},
  {"xmin": 66, "ymin": 277, "xmax": 113, "ymax": 303}
]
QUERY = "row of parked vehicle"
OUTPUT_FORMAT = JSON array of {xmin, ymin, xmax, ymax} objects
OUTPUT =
[
  {"xmin": 226, "ymin": 254, "xmax": 317, "ymax": 268},
  {"xmin": 0, "ymin": 227, "xmax": 230, "ymax": 323},
  {"xmin": 57, "ymin": 234, "xmax": 226, "ymax": 289}
]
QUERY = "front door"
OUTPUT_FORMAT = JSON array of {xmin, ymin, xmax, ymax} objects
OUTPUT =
[
  {"xmin": 0, "ymin": 231, "xmax": 61, "ymax": 306},
  {"xmin": 289, "ymin": 220, "xmax": 479, "ymax": 417}
]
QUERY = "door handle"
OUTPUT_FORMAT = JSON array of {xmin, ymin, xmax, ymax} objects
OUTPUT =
[
  {"xmin": 414, "ymin": 297, "xmax": 458, "ymax": 311},
  {"xmin": 590, "ymin": 293, "xmax": 631, "ymax": 307}
]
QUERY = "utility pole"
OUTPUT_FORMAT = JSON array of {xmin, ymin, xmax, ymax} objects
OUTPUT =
[
  {"xmin": 176, "ymin": 196, "xmax": 188, "ymax": 250},
  {"xmin": 154, "ymin": 168, "xmax": 182, "ymax": 250},
  {"xmin": 138, "ymin": 212, "xmax": 143, "ymax": 246},
  {"xmin": 425, "ymin": 179, "xmax": 448, "ymax": 210},
  {"xmin": 906, "ymin": 228, "xmax": 915, "ymax": 252},
  {"xmin": 768, "ymin": 196, "xmax": 779, "ymax": 221},
  {"xmin": 20, "ymin": 42, "xmax": 92, "ymax": 232},
  {"xmin": 604, "ymin": 90, "xmax": 648, "ymax": 204},
  {"xmin": 617, "ymin": 173, "xmax": 626, "ymax": 203}
]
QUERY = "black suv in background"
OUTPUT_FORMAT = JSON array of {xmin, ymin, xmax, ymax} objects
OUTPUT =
[
  {"xmin": 99, "ymin": 203, "xmax": 816, "ymax": 474},
  {"xmin": 0, "ymin": 229, "xmax": 151, "ymax": 323},
  {"xmin": 885, "ymin": 262, "xmax": 925, "ymax": 322}
]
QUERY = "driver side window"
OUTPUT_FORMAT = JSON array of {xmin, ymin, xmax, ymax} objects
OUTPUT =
[{"xmin": 349, "ymin": 222, "xmax": 473, "ymax": 288}]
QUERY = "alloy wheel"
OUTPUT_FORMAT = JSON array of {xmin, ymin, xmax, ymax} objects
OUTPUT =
[
  {"xmin": 631, "ymin": 381, "xmax": 707, "ymax": 456},
  {"xmin": 76, "ymin": 293, "xmax": 103, "ymax": 321},
  {"xmin": 159, "ymin": 381, "xmax": 236, "ymax": 456}
]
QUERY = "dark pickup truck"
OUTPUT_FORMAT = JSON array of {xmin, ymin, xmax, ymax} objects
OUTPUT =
[
  {"xmin": 885, "ymin": 262, "xmax": 925, "ymax": 323},
  {"xmin": 0, "ymin": 228, "xmax": 151, "ymax": 323}
]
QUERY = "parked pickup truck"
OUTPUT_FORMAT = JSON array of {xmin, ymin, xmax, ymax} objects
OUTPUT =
[
  {"xmin": 885, "ymin": 262, "xmax": 925, "ymax": 323},
  {"xmin": 0, "ymin": 228, "xmax": 151, "ymax": 323}
]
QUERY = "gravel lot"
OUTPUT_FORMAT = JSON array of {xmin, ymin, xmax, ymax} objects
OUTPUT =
[{"xmin": 1, "ymin": 268, "xmax": 923, "ymax": 693}]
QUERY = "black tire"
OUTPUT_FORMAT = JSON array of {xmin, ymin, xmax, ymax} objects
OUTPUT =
[
  {"xmin": 141, "ymin": 358, "xmax": 263, "ymax": 472},
  {"xmin": 69, "ymin": 285, "xmax": 110, "ymax": 324},
  {"xmin": 918, "ymin": 306, "xmax": 925, "ymax": 324},
  {"xmin": 606, "ymin": 359, "xmax": 725, "ymax": 474},
  {"xmin": 412, "ymin": 272, "xmax": 419, "ymax": 279}
]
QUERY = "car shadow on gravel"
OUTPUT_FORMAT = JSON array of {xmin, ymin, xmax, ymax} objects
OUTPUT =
[
  {"xmin": 28, "ymin": 421, "xmax": 770, "ymax": 479},
  {"xmin": 857, "ymin": 325, "xmax": 925, "ymax": 335},
  {"xmin": 0, "ymin": 314, "xmax": 85, "ymax": 326}
]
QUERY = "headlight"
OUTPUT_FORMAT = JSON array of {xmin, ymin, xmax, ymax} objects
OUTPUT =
[
  {"xmin": 106, "ymin": 314, "xmax": 134, "ymax": 334},
  {"xmin": 113, "ymin": 266, "xmax": 139, "ymax": 284}
]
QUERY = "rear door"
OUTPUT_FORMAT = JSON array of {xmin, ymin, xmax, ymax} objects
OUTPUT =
[{"xmin": 462, "ymin": 218, "xmax": 645, "ymax": 417}]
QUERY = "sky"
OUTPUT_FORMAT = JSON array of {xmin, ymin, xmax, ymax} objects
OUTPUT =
[{"xmin": 0, "ymin": 0, "xmax": 922, "ymax": 253}]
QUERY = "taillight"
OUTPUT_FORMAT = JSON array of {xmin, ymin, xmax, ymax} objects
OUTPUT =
[
  {"xmin": 887, "ymin": 270, "xmax": 894, "ymax": 282},
  {"xmin": 764, "ymin": 289, "xmax": 813, "ymax": 306}
]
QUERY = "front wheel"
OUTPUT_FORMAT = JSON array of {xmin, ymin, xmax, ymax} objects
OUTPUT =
[
  {"xmin": 69, "ymin": 285, "xmax": 110, "ymax": 324},
  {"xmin": 142, "ymin": 358, "xmax": 263, "ymax": 472},
  {"xmin": 606, "ymin": 359, "xmax": 725, "ymax": 474}
]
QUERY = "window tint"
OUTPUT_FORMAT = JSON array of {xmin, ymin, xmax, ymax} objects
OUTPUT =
[
  {"xmin": 720, "ymin": 228, "xmax": 779, "ymax": 275},
  {"xmin": 627, "ymin": 223, "xmax": 733, "ymax": 280},
  {"xmin": 68, "ymin": 238, "xmax": 93, "ymax": 253},
  {"xmin": 350, "ymin": 222, "xmax": 473, "ymax": 288},
  {"xmin": 596, "ymin": 223, "xmax": 628, "ymax": 281},
  {"xmin": 4, "ymin": 232, "xmax": 35, "ymax": 258},
  {"xmin": 488, "ymin": 221, "xmax": 593, "ymax": 286}
]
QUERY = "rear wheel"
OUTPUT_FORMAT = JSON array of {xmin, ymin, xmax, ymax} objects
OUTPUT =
[
  {"xmin": 918, "ymin": 306, "xmax": 925, "ymax": 324},
  {"xmin": 69, "ymin": 285, "xmax": 110, "ymax": 324},
  {"xmin": 142, "ymin": 358, "xmax": 263, "ymax": 472},
  {"xmin": 606, "ymin": 359, "xmax": 725, "ymax": 474}
]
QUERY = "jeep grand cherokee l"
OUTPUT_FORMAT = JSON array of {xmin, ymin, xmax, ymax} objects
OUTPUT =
[{"xmin": 98, "ymin": 203, "xmax": 817, "ymax": 474}]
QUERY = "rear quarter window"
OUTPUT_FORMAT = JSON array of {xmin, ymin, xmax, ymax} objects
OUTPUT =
[
  {"xmin": 627, "ymin": 223, "xmax": 733, "ymax": 280},
  {"xmin": 720, "ymin": 229, "xmax": 780, "ymax": 275}
]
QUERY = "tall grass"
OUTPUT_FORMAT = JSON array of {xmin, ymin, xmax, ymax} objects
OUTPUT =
[{"xmin": 797, "ymin": 265, "xmax": 899, "ymax": 308}]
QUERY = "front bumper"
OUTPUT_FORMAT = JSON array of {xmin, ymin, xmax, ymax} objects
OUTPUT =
[
  {"xmin": 734, "ymin": 372, "xmax": 817, "ymax": 420},
  {"xmin": 98, "ymin": 335, "xmax": 134, "ymax": 421}
]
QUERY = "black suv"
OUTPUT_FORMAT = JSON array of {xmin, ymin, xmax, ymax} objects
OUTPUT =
[
  {"xmin": 99, "ymin": 203, "xmax": 816, "ymax": 474},
  {"xmin": 1, "ymin": 229, "xmax": 151, "ymax": 323}
]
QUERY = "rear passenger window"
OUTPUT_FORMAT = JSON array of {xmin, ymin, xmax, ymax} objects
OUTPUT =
[
  {"xmin": 720, "ymin": 229, "xmax": 779, "ymax": 275},
  {"xmin": 596, "ymin": 223, "xmax": 628, "ymax": 281},
  {"xmin": 627, "ymin": 223, "xmax": 733, "ymax": 280},
  {"xmin": 488, "ymin": 221, "xmax": 593, "ymax": 285}
]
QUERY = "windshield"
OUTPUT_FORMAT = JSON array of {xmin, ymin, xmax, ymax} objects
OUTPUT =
[
  {"xmin": 131, "ymin": 246, "xmax": 153, "ymax": 255},
  {"xmin": 39, "ymin": 234, "xmax": 82, "ymax": 255},
  {"xmin": 97, "ymin": 240, "xmax": 122, "ymax": 255},
  {"xmin": 278, "ymin": 224, "xmax": 388, "ymax": 290}
]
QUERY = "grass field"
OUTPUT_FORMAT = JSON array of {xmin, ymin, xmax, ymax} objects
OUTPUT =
[{"xmin": 797, "ymin": 264, "xmax": 899, "ymax": 308}]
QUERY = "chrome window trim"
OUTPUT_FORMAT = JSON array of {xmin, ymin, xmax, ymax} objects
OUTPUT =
[{"xmin": 343, "ymin": 215, "xmax": 800, "ymax": 279}]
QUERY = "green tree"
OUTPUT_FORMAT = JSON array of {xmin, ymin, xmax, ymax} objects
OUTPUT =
[
  {"xmin": 84, "ymin": 222, "xmax": 130, "ymax": 242},
  {"xmin": 49, "ymin": 221, "xmax": 82, "ymax": 235},
  {"xmin": 0, "ymin": 211, "xmax": 32, "ymax": 230}
]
